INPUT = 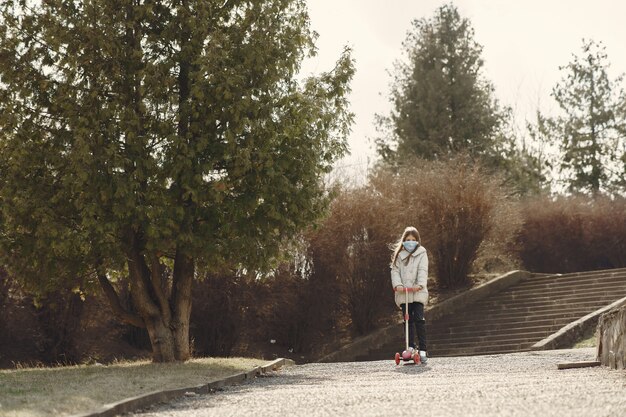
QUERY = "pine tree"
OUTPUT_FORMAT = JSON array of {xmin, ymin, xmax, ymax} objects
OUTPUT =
[
  {"xmin": 0, "ymin": 0, "xmax": 353, "ymax": 361},
  {"xmin": 376, "ymin": 3, "xmax": 506, "ymax": 164},
  {"xmin": 550, "ymin": 39, "xmax": 626, "ymax": 195}
]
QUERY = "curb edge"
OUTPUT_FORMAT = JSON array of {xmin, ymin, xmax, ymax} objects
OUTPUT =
[{"xmin": 72, "ymin": 358, "xmax": 294, "ymax": 417}]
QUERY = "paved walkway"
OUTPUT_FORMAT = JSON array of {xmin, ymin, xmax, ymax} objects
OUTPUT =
[{"xmin": 132, "ymin": 348, "xmax": 625, "ymax": 417}]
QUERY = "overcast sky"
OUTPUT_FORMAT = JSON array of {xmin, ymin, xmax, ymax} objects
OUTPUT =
[{"xmin": 300, "ymin": 0, "xmax": 626, "ymax": 172}]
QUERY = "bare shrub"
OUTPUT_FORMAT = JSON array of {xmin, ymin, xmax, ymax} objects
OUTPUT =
[
  {"xmin": 34, "ymin": 291, "xmax": 85, "ymax": 364},
  {"xmin": 0, "ymin": 274, "xmax": 86, "ymax": 367},
  {"xmin": 190, "ymin": 271, "xmax": 249, "ymax": 357},
  {"xmin": 249, "ymin": 264, "xmax": 309, "ymax": 353},
  {"xmin": 304, "ymin": 156, "xmax": 519, "ymax": 335},
  {"xmin": 586, "ymin": 197, "xmax": 626, "ymax": 268},
  {"xmin": 518, "ymin": 196, "xmax": 594, "ymax": 273},
  {"xmin": 0, "ymin": 272, "xmax": 153, "ymax": 367},
  {"xmin": 245, "ymin": 240, "xmax": 342, "ymax": 355},
  {"xmin": 309, "ymin": 187, "xmax": 398, "ymax": 336},
  {"xmin": 298, "ymin": 242, "xmax": 343, "ymax": 348},
  {"xmin": 0, "ymin": 268, "xmax": 9, "ymax": 335},
  {"xmin": 0, "ymin": 275, "xmax": 87, "ymax": 366},
  {"xmin": 370, "ymin": 156, "xmax": 521, "ymax": 289},
  {"xmin": 518, "ymin": 196, "xmax": 626, "ymax": 273},
  {"xmin": 0, "ymin": 271, "xmax": 45, "ymax": 368}
]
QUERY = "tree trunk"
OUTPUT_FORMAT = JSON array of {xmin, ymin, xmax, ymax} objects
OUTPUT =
[
  {"xmin": 171, "ymin": 250, "xmax": 194, "ymax": 361},
  {"xmin": 125, "ymin": 232, "xmax": 194, "ymax": 362},
  {"xmin": 127, "ymin": 259, "xmax": 194, "ymax": 362},
  {"xmin": 143, "ymin": 315, "xmax": 177, "ymax": 362}
]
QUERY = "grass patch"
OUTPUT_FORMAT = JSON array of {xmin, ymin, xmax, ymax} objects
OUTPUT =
[
  {"xmin": 0, "ymin": 357, "xmax": 265, "ymax": 417},
  {"xmin": 569, "ymin": 324, "xmax": 597, "ymax": 349},
  {"xmin": 573, "ymin": 334, "xmax": 597, "ymax": 349}
]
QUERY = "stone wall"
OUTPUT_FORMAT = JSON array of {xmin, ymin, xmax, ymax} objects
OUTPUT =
[{"xmin": 596, "ymin": 305, "xmax": 626, "ymax": 370}]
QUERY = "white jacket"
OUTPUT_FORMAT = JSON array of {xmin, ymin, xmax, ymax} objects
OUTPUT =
[{"xmin": 391, "ymin": 245, "xmax": 429, "ymax": 306}]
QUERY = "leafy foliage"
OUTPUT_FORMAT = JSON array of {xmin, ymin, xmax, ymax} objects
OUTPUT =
[
  {"xmin": 536, "ymin": 39, "xmax": 626, "ymax": 195},
  {"xmin": 375, "ymin": 3, "xmax": 544, "ymax": 195},
  {"xmin": 375, "ymin": 3, "xmax": 506, "ymax": 163},
  {"xmin": 0, "ymin": 0, "xmax": 353, "ymax": 361}
]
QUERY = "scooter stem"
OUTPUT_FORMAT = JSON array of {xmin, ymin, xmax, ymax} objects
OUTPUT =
[{"xmin": 405, "ymin": 287, "xmax": 409, "ymax": 351}]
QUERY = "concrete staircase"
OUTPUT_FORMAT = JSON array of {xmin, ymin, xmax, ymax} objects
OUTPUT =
[{"xmin": 358, "ymin": 268, "xmax": 626, "ymax": 360}]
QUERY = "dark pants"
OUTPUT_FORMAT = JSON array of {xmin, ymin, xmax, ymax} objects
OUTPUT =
[{"xmin": 400, "ymin": 302, "xmax": 427, "ymax": 351}]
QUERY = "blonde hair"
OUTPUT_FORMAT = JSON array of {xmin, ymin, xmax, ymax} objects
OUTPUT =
[{"xmin": 391, "ymin": 226, "xmax": 421, "ymax": 267}]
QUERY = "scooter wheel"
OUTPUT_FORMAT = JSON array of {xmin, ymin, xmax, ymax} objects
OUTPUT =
[
  {"xmin": 413, "ymin": 352, "xmax": 421, "ymax": 364},
  {"xmin": 395, "ymin": 352, "xmax": 400, "ymax": 365}
]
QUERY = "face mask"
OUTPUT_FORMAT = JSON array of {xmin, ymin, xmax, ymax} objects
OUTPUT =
[{"xmin": 402, "ymin": 241, "xmax": 418, "ymax": 252}]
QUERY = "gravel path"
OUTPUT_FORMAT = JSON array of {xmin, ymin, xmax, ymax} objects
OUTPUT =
[{"xmin": 131, "ymin": 348, "xmax": 625, "ymax": 417}]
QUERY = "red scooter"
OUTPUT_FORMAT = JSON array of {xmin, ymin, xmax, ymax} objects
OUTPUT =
[{"xmin": 394, "ymin": 286, "xmax": 422, "ymax": 365}]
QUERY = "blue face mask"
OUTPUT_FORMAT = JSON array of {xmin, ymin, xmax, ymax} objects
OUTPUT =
[{"xmin": 402, "ymin": 240, "xmax": 418, "ymax": 252}]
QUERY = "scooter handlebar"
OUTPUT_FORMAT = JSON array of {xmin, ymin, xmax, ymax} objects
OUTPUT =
[{"xmin": 393, "ymin": 287, "xmax": 422, "ymax": 292}]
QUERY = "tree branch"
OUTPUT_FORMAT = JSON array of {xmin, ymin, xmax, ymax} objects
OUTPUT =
[
  {"xmin": 96, "ymin": 271, "xmax": 145, "ymax": 328},
  {"xmin": 150, "ymin": 252, "xmax": 172, "ymax": 325}
]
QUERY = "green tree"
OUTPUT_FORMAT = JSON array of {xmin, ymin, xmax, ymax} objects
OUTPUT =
[
  {"xmin": 549, "ymin": 39, "xmax": 626, "ymax": 195},
  {"xmin": 490, "ymin": 134, "xmax": 548, "ymax": 196},
  {"xmin": 619, "ymin": 95, "xmax": 626, "ymax": 191},
  {"xmin": 0, "ymin": 0, "xmax": 353, "ymax": 362},
  {"xmin": 376, "ymin": 3, "xmax": 506, "ymax": 164}
]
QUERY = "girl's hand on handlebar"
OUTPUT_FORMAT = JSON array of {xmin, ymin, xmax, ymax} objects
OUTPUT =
[{"xmin": 394, "ymin": 286, "xmax": 423, "ymax": 292}]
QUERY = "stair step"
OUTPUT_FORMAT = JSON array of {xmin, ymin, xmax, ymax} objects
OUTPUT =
[
  {"xmin": 521, "ymin": 270, "xmax": 626, "ymax": 284},
  {"xmin": 492, "ymin": 283, "xmax": 626, "ymax": 300},
  {"xmin": 471, "ymin": 291, "xmax": 626, "ymax": 312},
  {"xmin": 431, "ymin": 339, "xmax": 537, "ymax": 352},
  {"xmin": 430, "ymin": 345, "xmax": 533, "ymax": 357},
  {"xmin": 497, "ymin": 285, "xmax": 626, "ymax": 298},
  {"xmin": 428, "ymin": 342, "xmax": 536, "ymax": 356},
  {"xmin": 361, "ymin": 345, "xmax": 531, "ymax": 360},
  {"xmin": 514, "ymin": 275, "xmax": 626, "ymax": 291},
  {"xmin": 382, "ymin": 330, "xmax": 552, "ymax": 352},
  {"xmin": 433, "ymin": 306, "xmax": 605, "ymax": 324},
  {"xmin": 429, "ymin": 330, "xmax": 553, "ymax": 345},
  {"xmin": 448, "ymin": 300, "xmax": 615, "ymax": 319},
  {"xmin": 476, "ymin": 294, "xmax": 626, "ymax": 310},
  {"xmin": 428, "ymin": 323, "xmax": 570, "ymax": 338},
  {"xmin": 488, "ymin": 281, "xmax": 626, "ymax": 301},
  {"xmin": 426, "ymin": 319, "xmax": 572, "ymax": 339},
  {"xmin": 427, "ymin": 317, "xmax": 578, "ymax": 334},
  {"xmin": 522, "ymin": 268, "xmax": 626, "ymax": 279}
]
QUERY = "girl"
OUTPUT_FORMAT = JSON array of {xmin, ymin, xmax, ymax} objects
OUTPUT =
[{"xmin": 391, "ymin": 226, "xmax": 429, "ymax": 363}]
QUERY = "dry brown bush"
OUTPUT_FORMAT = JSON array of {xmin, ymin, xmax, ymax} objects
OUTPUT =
[
  {"xmin": 587, "ymin": 197, "xmax": 626, "ymax": 268},
  {"xmin": 0, "ymin": 271, "xmax": 45, "ymax": 367},
  {"xmin": 292, "ymin": 156, "xmax": 520, "ymax": 340},
  {"xmin": 308, "ymin": 187, "xmax": 398, "ymax": 336},
  {"xmin": 249, "ymin": 264, "xmax": 310, "ymax": 353},
  {"xmin": 243, "ymin": 240, "xmax": 343, "ymax": 356},
  {"xmin": 190, "ymin": 271, "xmax": 249, "ymax": 357},
  {"xmin": 34, "ymin": 292, "xmax": 85, "ymax": 364},
  {"xmin": 518, "ymin": 196, "xmax": 626, "ymax": 273},
  {"xmin": 370, "ymin": 157, "xmax": 521, "ymax": 289},
  {"xmin": 0, "ymin": 270, "xmax": 88, "ymax": 367}
]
